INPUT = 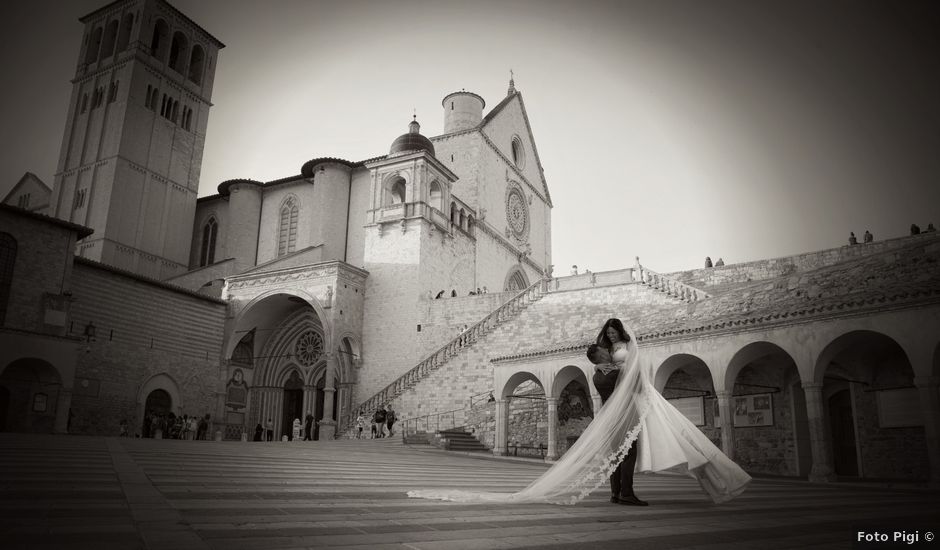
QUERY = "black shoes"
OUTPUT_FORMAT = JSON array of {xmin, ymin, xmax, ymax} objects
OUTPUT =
[{"xmin": 612, "ymin": 494, "xmax": 649, "ymax": 506}]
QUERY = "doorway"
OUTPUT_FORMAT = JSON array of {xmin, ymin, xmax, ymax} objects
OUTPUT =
[
  {"xmin": 144, "ymin": 389, "xmax": 172, "ymax": 438},
  {"xmin": 829, "ymin": 389, "xmax": 859, "ymax": 476},
  {"xmin": 281, "ymin": 371, "xmax": 304, "ymax": 440}
]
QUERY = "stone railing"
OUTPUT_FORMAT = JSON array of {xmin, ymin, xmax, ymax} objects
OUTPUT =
[
  {"xmin": 636, "ymin": 264, "xmax": 710, "ymax": 302},
  {"xmin": 339, "ymin": 278, "xmax": 547, "ymax": 435}
]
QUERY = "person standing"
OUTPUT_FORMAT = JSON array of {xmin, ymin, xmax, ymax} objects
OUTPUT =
[
  {"xmin": 373, "ymin": 407, "xmax": 387, "ymax": 438},
  {"xmin": 385, "ymin": 406, "xmax": 397, "ymax": 437},
  {"xmin": 264, "ymin": 417, "xmax": 274, "ymax": 442},
  {"xmin": 356, "ymin": 411, "xmax": 366, "ymax": 439}
]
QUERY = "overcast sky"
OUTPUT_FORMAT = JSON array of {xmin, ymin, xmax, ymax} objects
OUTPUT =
[{"xmin": 1, "ymin": 0, "xmax": 938, "ymax": 274}]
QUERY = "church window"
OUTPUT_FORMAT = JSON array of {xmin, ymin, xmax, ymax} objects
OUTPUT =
[
  {"xmin": 168, "ymin": 31, "xmax": 189, "ymax": 74},
  {"xmin": 467, "ymin": 215, "xmax": 474, "ymax": 236},
  {"xmin": 459, "ymin": 209, "xmax": 466, "ymax": 230},
  {"xmin": 0, "ymin": 232, "xmax": 16, "ymax": 326},
  {"xmin": 116, "ymin": 13, "xmax": 134, "ymax": 52},
  {"xmin": 277, "ymin": 197, "xmax": 299, "ymax": 257},
  {"xmin": 108, "ymin": 81, "xmax": 119, "ymax": 103},
  {"xmin": 171, "ymin": 100, "xmax": 179, "ymax": 123},
  {"xmin": 511, "ymin": 136, "xmax": 526, "ymax": 169},
  {"xmin": 85, "ymin": 26, "xmax": 103, "ymax": 64},
  {"xmin": 99, "ymin": 19, "xmax": 119, "ymax": 61},
  {"xmin": 74, "ymin": 189, "xmax": 87, "ymax": 209},
  {"xmin": 149, "ymin": 88, "xmax": 159, "ymax": 112},
  {"xmin": 188, "ymin": 45, "xmax": 205, "ymax": 85},
  {"xmin": 17, "ymin": 194, "xmax": 30, "ymax": 209},
  {"xmin": 451, "ymin": 102, "xmax": 454, "ymax": 110},
  {"xmin": 199, "ymin": 217, "xmax": 218, "ymax": 266},
  {"xmin": 389, "ymin": 179, "xmax": 405, "ymax": 205},
  {"xmin": 80, "ymin": 93, "xmax": 88, "ymax": 114},
  {"xmin": 450, "ymin": 202, "xmax": 457, "ymax": 224},
  {"xmin": 429, "ymin": 181, "xmax": 443, "ymax": 211},
  {"xmin": 150, "ymin": 19, "xmax": 169, "ymax": 61}
]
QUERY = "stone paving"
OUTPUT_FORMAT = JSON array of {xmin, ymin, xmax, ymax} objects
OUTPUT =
[{"xmin": 1, "ymin": 433, "xmax": 938, "ymax": 549}]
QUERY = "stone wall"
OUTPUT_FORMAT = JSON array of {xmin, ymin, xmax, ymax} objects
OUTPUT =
[{"xmin": 68, "ymin": 259, "xmax": 226, "ymax": 437}]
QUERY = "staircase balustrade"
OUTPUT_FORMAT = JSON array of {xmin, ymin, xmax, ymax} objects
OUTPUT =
[
  {"xmin": 637, "ymin": 265, "xmax": 709, "ymax": 302},
  {"xmin": 339, "ymin": 277, "xmax": 547, "ymax": 434}
]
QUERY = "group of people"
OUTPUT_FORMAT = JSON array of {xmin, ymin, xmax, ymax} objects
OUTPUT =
[
  {"xmin": 848, "ymin": 230, "xmax": 875, "ymax": 245},
  {"xmin": 911, "ymin": 223, "xmax": 936, "ymax": 235},
  {"xmin": 703, "ymin": 256, "xmax": 725, "ymax": 268},
  {"xmin": 354, "ymin": 405, "xmax": 397, "ymax": 439},
  {"xmin": 142, "ymin": 412, "xmax": 211, "ymax": 440},
  {"xmin": 434, "ymin": 287, "xmax": 488, "ymax": 299},
  {"xmin": 253, "ymin": 414, "xmax": 318, "ymax": 441},
  {"xmin": 409, "ymin": 318, "xmax": 751, "ymax": 507}
]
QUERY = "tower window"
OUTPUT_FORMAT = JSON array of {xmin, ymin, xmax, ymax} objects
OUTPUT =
[
  {"xmin": 188, "ymin": 44, "xmax": 205, "ymax": 85},
  {"xmin": 81, "ymin": 93, "xmax": 89, "ymax": 113},
  {"xmin": 99, "ymin": 19, "xmax": 119, "ymax": 61},
  {"xmin": 116, "ymin": 13, "xmax": 134, "ymax": 52},
  {"xmin": 150, "ymin": 19, "xmax": 169, "ymax": 61},
  {"xmin": 108, "ymin": 81, "xmax": 119, "ymax": 103},
  {"xmin": 199, "ymin": 217, "xmax": 218, "ymax": 266},
  {"xmin": 149, "ymin": 87, "xmax": 159, "ymax": 112},
  {"xmin": 168, "ymin": 31, "xmax": 189, "ymax": 74},
  {"xmin": 74, "ymin": 189, "xmax": 87, "ymax": 209},
  {"xmin": 85, "ymin": 27, "xmax": 103, "ymax": 64},
  {"xmin": 277, "ymin": 197, "xmax": 299, "ymax": 257}
]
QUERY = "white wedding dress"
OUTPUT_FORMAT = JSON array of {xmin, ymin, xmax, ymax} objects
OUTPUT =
[{"xmin": 408, "ymin": 328, "xmax": 751, "ymax": 505}]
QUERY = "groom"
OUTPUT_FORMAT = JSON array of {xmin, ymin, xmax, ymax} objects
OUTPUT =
[{"xmin": 587, "ymin": 344, "xmax": 648, "ymax": 506}]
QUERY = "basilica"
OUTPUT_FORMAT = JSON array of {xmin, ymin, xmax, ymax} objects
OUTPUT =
[{"xmin": 2, "ymin": 0, "xmax": 938, "ymax": 487}]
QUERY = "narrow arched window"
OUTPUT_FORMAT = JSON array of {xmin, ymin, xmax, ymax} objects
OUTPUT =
[
  {"xmin": 99, "ymin": 19, "xmax": 119, "ymax": 61},
  {"xmin": 168, "ymin": 31, "xmax": 188, "ymax": 74},
  {"xmin": 188, "ymin": 44, "xmax": 205, "ymax": 85},
  {"xmin": 450, "ymin": 203, "xmax": 457, "ymax": 224},
  {"xmin": 150, "ymin": 19, "xmax": 169, "ymax": 61},
  {"xmin": 85, "ymin": 27, "xmax": 103, "ymax": 64},
  {"xmin": 199, "ymin": 217, "xmax": 217, "ymax": 266},
  {"xmin": 459, "ymin": 209, "xmax": 466, "ymax": 230},
  {"xmin": 149, "ymin": 88, "xmax": 159, "ymax": 112},
  {"xmin": 116, "ymin": 13, "xmax": 134, "ymax": 52},
  {"xmin": 0, "ymin": 232, "xmax": 17, "ymax": 326},
  {"xmin": 467, "ymin": 215, "xmax": 474, "ymax": 236},
  {"xmin": 428, "ymin": 181, "xmax": 442, "ymax": 211},
  {"xmin": 160, "ymin": 94, "xmax": 168, "ymax": 117},
  {"xmin": 277, "ymin": 197, "xmax": 299, "ymax": 257}
]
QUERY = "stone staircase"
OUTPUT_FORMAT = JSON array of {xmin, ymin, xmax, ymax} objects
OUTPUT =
[
  {"xmin": 339, "ymin": 278, "xmax": 548, "ymax": 436},
  {"xmin": 430, "ymin": 428, "xmax": 489, "ymax": 453}
]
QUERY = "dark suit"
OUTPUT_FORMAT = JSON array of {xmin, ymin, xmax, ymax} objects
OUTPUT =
[{"xmin": 593, "ymin": 368, "xmax": 639, "ymax": 499}]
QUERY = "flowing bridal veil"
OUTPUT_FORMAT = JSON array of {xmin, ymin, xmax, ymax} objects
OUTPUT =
[{"xmin": 407, "ymin": 327, "xmax": 751, "ymax": 505}]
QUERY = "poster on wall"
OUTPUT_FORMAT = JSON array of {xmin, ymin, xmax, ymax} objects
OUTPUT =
[
  {"xmin": 714, "ymin": 393, "xmax": 774, "ymax": 427},
  {"xmin": 668, "ymin": 396, "xmax": 705, "ymax": 427}
]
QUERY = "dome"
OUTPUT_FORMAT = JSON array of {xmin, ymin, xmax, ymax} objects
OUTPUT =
[{"xmin": 389, "ymin": 117, "xmax": 435, "ymax": 157}]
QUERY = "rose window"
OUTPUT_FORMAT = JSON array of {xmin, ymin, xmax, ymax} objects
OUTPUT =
[
  {"xmin": 506, "ymin": 187, "xmax": 529, "ymax": 239},
  {"xmin": 295, "ymin": 330, "xmax": 323, "ymax": 366}
]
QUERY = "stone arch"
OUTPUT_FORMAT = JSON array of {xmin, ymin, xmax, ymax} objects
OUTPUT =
[
  {"xmin": 813, "ymin": 330, "xmax": 911, "ymax": 385},
  {"xmin": 653, "ymin": 353, "xmax": 713, "ymax": 393},
  {"xmin": 149, "ymin": 19, "xmax": 169, "ymax": 61},
  {"xmin": 383, "ymin": 173, "xmax": 407, "ymax": 206},
  {"xmin": 188, "ymin": 44, "xmax": 205, "ymax": 84},
  {"xmin": 136, "ymin": 372, "xmax": 183, "ymax": 433},
  {"xmin": 503, "ymin": 265, "xmax": 529, "ymax": 292},
  {"xmin": 99, "ymin": 19, "xmax": 119, "ymax": 61},
  {"xmin": 168, "ymin": 30, "xmax": 188, "ymax": 74},
  {"xmin": 428, "ymin": 180, "xmax": 443, "ymax": 211},
  {"xmin": 254, "ymin": 308, "xmax": 326, "ymax": 388},
  {"xmin": 724, "ymin": 340, "xmax": 797, "ymax": 390},
  {"xmin": 116, "ymin": 12, "xmax": 134, "ymax": 52},
  {"xmin": 226, "ymin": 289, "xmax": 331, "ymax": 362},
  {"xmin": 85, "ymin": 26, "xmax": 103, "ymax": 64}
]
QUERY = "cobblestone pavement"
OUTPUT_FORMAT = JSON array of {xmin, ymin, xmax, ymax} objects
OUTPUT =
[{"xmin": 1, "ymin": 433, "xmax": 937, "ymax": 549}]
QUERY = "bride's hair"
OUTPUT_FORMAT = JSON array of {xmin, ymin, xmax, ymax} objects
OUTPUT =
[{"xmin": 596, "ymin": 318, "xmax": 631, "ymax": 349}]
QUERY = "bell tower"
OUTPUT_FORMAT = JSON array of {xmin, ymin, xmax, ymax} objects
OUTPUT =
[{"xmin": 49, "ymin": 0, "xmax": 224, "ymax": 280}]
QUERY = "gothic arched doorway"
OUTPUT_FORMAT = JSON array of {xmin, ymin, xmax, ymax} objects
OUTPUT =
[
  {"xmin": 281, "ymin": 371, "xmax": 304, "ymax": 440},
  {"xmin": 144, "ymin": 389, "xmax": 172, "ymax": 438}
]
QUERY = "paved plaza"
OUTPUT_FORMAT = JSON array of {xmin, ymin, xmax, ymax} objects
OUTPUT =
[{"xmin": 0, "ymin": 433, "xmax": 937, "ymax": 550}]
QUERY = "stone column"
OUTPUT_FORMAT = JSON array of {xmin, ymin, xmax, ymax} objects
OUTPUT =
[
  {"xmin": 54, "ymin": 388, "xmax": 73, "ymax": 434},
  {"xmin": 914, "ymin": 376, "xmax": 940, "ymax": 487},
  {"xmin": 716, "ymin": 390, "xmax": 735, "ymax": 459},
  {"xmin": 803, "ymin": 382, "xmax": 836, "ymax": 482},
  {"xmin": 494, "ymin": 399, "xmax": 509, "ymax": 456},
  {"xmin": 546, "ymin": 397, "xmax": 559, "ymax": 461},
  {"xmin": 319, "ymin": 353, "xmax": 337, "ymax": 439}
]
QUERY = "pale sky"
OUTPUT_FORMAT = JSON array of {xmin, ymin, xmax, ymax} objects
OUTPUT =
[{"xmin": 1, "ymin": 0, "xmax": 938, "ymax": 274}]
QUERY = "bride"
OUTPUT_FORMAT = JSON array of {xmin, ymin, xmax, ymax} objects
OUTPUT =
[{"xmin": 408, "ymin": 318, "xmax": 751, "ymax": 505}]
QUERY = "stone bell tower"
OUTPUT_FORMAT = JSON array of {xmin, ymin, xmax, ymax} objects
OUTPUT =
[{"xmin": 49, "ymin": 0, "xmax": 224, "ymax": 280}]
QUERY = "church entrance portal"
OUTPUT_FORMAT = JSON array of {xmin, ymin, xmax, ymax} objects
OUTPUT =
[
  {"xmin": 281, "ymin": 371, "xmax": 304, "ymax": 440},
  {"xmin": 829, "ymin": 389, "xmax": 859, "ymax": 477},
  {"xmin": 143, "ymin": 389, "xmax": 172, "ymax": 437}
]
